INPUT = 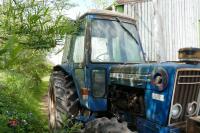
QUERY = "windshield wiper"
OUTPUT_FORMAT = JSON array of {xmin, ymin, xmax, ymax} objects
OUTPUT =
[{"xmin": 116, "ymin": 17, "xmax": 140, "ymax": 45}]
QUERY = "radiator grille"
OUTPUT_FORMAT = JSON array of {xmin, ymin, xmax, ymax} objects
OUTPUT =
[{"xmin": 170, "ymin": 69, "xmax": 200, "ymax": 124}]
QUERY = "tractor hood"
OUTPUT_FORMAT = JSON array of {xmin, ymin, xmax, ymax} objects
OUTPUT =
[
  {"xmin": 109, "ymin": 62, "xmax": 200, "ymax": 89},
  {"xmin": 109, "ymin": 63, "xmax": 153, "ymax": 88}
]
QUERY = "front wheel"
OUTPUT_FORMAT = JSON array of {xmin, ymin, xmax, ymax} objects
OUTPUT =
[
  {"xmin": 48, "ymin": 71, "xmax": 79, "ymax": 131},
  {"xmin": 83, "ymin": 117, "xmax": 133, "ymax": 133}
]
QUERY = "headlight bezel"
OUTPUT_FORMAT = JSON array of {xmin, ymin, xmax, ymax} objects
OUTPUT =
[
  {"xmin": 171, "ymin": 103, "xmax": 182, "ymax": 119},
  {"xmin": 186, "ymin": 101, "xmax": 198, "ymax": 116},
  {"xmin": 151, "ymin": 67, "xmax": 168, "ymax": 91}
]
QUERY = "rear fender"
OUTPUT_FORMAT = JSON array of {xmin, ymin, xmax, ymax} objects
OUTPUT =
[
  {"xmin": 53, "ymin": 63, "xmax": 73, "ymax": 76},
  {"xmin": 53, "ymin": 64, "xmax": 86, "ymax": 108}
]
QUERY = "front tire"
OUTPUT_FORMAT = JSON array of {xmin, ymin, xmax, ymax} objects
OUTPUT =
[
  {"xmin": 83, "ymin": 117, "xmax": 133, "ymax": 133},
  {"xmin": 48, "ymin": 71, "xmax": 79, "ymax": 131}
]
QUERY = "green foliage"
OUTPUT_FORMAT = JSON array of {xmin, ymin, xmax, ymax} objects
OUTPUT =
[
  {"xmin": 0, "ymin": 0, "xmax": 76, "ymax": 49},
  {"xmin": 0, "ymin": 72, "xmax": 49, "ymax": 132},
  {"xmin": 90, "ymin": 0, "xmax": 115, "ymax": 9},
  {"xmin": 57, "ymin": 115, "xmax": 82, "ymax": 133},
  {"xmin": 0, "ymin": 0, "xmax": 77, "ymax": 73},
  {"xmin": 0, "ymin": 0, "xmax": 77, "ymax": 132},
  {"xmin": 49, "ymin": 0, "xmax": 75, "ymax": 15}
]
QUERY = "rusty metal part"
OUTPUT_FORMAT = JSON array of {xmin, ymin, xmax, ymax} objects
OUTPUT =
[
  {"xmin": 178, "ymin": 48, "xmax": 200, "ymax": 62},
  {"xmin": 80, "ymin": 9, "xmax": 136, "ymax": 22},
  {"xmin": 187, "ymin": 116, "xmax": 200, "ymax": 133}
]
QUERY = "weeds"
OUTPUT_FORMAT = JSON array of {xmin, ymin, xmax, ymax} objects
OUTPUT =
[
  {"xmin": 0, "ymin": 71, "xmax": 49, "ymax": 132},
  {"xmin": 0, "ymin": 0, "xmax": 78, "ymax": 132}
]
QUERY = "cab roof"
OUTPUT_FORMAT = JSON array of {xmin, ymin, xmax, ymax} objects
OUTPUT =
[{"xmin": 79, "ymin": 9, "xmax": 136, "ymax": 22}]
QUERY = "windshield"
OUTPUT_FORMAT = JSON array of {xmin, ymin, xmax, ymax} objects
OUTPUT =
[{"xmin": 91, "ymin": 19, "xmax": 144, "ymax": 63}]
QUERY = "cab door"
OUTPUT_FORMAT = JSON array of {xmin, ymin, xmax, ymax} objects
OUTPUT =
[{"xmin": 70, "ymin": 21, "xmax": 88, "ymax": 107}]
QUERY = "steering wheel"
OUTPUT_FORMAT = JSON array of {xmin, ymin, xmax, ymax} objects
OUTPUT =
[{"xmin": 95, "ymin": 52, "xmax": 109, "ymax": 62}]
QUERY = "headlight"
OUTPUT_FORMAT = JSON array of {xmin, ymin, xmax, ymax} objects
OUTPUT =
[
  {"xmin": 171, "ymin": 103, "xmax": 182, "ymax": 119},
  {"xmin": 187, "ymin": 101, "xmax": 198, "ymax": 116},
  {"xmin": 92, "ymin": 69, "xmax": 106, "ymax": 98},
  {"xmin": 151, "ymin": 67, "xmax": 168, "ymax": 91}
]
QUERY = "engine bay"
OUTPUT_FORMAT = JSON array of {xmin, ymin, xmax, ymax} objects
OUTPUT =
[{"xmin": 108, "ymin": 85, "xmax": 145, "ymax": 128}]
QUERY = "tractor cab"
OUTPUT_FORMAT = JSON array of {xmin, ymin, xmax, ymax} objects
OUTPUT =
[
  {"xmin": 48, "ymin": 10, "xmax": 147, "ymax": 130},
  {"xmin": 60, "ymin": 10, "xmax": 145, "ymax": 110},
  {"xmin": 62, "ymin": 9, "xmax": 145, "ymax": 65}
]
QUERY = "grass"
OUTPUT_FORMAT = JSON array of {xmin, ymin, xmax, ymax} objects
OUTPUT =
[
  {"xmin": 0, "ymin": 70, "xmax": 82, "ymax": 133},
  {"xmin": 34, "ymin": 76, "xmax": 49, "ymax": 101},
  {"xmin": 0, "ymin": 70, "xmax": 50, "ymax": 132}
]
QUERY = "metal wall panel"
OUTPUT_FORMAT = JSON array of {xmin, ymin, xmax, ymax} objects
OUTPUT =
[{"xmin": 123, "ymin": 0, "xmax": 200, "ymax": 61}]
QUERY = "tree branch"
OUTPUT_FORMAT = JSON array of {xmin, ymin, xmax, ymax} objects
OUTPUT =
[{"xmin": 12, "ymin": 0, "xmax": 17, "ymax": 5}]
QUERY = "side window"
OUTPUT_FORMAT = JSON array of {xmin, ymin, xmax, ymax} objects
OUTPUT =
[
  {"xmin": 62, "ymin": 35, "xmax": 72, "ymax": 63},
  {"xmin": 73, "ymin": 36, "xmax": 85, "ymax": 63},
  {"xmin": 91, "ymin": 37, "xmax": 108, "ymax": 62},
  {"xmin": 72, "ymin": 20, "xmax": 85, "ymax": 63}
]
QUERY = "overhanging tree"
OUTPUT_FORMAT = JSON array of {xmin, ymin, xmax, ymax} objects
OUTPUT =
[{"xmin": 0, "ymin": 0, "xmax": 76, "ymax": 76}]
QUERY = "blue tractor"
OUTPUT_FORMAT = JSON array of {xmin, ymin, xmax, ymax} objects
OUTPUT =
[{"xmin": 48, "ymin": 10, "xmax": 200, "ymax": 133}]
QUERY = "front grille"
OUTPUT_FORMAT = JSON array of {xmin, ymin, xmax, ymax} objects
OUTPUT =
[{"xmin": 169, "ymin": 69, "xmax": 200, "ymax": 124}]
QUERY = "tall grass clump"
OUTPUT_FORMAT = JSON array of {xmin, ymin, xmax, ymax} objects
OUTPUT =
[{"xmin": 0, "ymin": 70, "xmax": 49, "ymax": 132}]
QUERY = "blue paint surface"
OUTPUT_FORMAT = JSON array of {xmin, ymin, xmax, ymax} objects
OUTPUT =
[
  {"xmin": 56, "ymin": 12, "xmax": 200, "ymax": 132},
  {"xmin": 145, "ymin": 62, "xmax": 200, "ymax": 126},
  {"xmin": 59, "ymin": 60, "xmax": 200, "ymax": 132},
  {"xmin": 136, "ymin": 117, "xmax": 181, "ymax": 133}
]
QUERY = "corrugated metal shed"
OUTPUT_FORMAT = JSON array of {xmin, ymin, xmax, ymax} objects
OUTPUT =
[{"xmin": 119, "ymin": 0, "xmax": 200, "ymax": 61}]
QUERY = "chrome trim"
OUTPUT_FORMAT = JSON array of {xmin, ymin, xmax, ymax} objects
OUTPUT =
[
  {"xmin": 168, "ymin": 70, "xmax": 178, "ymax": 125},
  {"xmin": 178, "ymin": 71, "xmax": 200, "ymax": 84},
  {"xmin": 179, "ymin": 75, "xmax": 200, "ymax": 78},
  {"xmin": 186, "ymin": 101, "xmax": 198, "ymax": 116},
  {"xmin": 197, "ymin": 87, "xmax": 200, "ymax": 116},
  {"xmin": 171, "ymin": 103, "xmax": 182, "ymax": 119},
  {"xmin": 177, "ymin": 82, "xmax": 200, "ymax": 85},
  {"xmin": 168, "ymin": 68, "xmax": 200, "ymax": 125}
]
